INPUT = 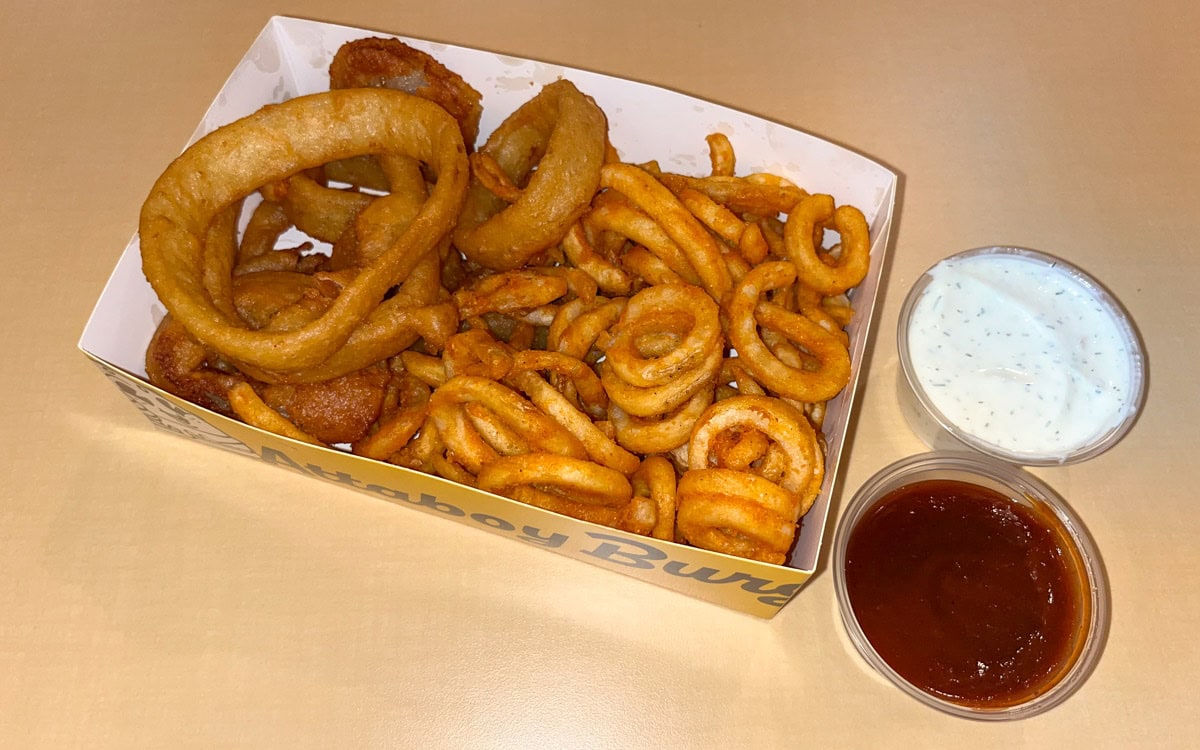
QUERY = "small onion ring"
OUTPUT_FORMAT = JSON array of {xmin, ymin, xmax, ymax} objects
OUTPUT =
[
  {"xmin": 328, "ymin": 36, "xmax": 484, "ymax": 149},
  {"xmin": 453, "ymin": 80, "xmax": 607, "ymax": 270}
]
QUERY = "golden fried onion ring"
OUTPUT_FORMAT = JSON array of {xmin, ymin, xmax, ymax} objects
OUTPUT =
[
  {"xmin": 139, "ymin": 89, "xmax": 469, "ymax": 374},
  {"xmin": 329, "ymin": 36, "xmax": 484, "ymax": 149},
  {"xmin": 453, "ymin": 80, "xmax": 608, "ymax": 270}
]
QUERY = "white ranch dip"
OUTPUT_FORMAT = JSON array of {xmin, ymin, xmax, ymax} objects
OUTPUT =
[{"xmin": 902, "ymin": 248, "xmax": 1141, "ymax": 462}]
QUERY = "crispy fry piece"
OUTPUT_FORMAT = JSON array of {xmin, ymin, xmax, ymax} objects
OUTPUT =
[
  {"xmin": 706, "ymin": 132, "xmax": 736, "ymax": 177},
  {"xmin": 227, "ymin": 382, "xmax": 324, "ymax": 445}
]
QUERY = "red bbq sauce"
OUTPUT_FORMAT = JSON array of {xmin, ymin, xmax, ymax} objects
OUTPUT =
[{"xmin": 843, "ymin": 479, "xmax": 1088, "ymax": 708}]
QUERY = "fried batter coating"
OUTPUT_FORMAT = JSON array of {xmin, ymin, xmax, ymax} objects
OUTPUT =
[
  {"xmin": 329, "ymin": 36, "xmax": 484, "ymax": 149},
  {"xmin": 260, "ymin": 364, "xmax": 390, "ymax": 444},
  {"xmin": 145, "ymin": 315, "xmax": 243, "ymax": 418}
]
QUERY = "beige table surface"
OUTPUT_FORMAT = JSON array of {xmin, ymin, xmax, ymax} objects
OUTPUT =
[{"xmin": 4, "ymin": 0, "xmax": 1198, "ymax": 747}]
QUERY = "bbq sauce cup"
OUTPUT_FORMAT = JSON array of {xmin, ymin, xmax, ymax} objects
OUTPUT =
[
  {"xmin": 832, "ymin": 452, "xmax": 1109, "ymax": 720},
  {"xmin": 896, "ymin": 246, "xmax": 1146, "ymax": 465}
]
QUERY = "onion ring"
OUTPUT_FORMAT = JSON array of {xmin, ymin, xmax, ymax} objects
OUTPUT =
[
  {"xmin": 454, "ymin": 80, "xmax": 607, "ymax": 270},
  {"xmin": 329, "ymin": 36, "xmax": 484, "ymax": 148},
  {"xmin": 139, "ymin": 88, "xmax": 469, "ymax": 375}
]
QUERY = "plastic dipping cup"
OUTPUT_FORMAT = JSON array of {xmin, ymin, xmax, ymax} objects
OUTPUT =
[
  {"xmin": 832, "ymin": 452, "xmax": 1109, "ymax": 720},
  {"xmin": 897, "ymin": 246, "xmax": 1146, "ymax": 465}
]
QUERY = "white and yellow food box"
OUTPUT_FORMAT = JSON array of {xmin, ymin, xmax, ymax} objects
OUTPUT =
[{"xmin": 79, "ymin": 15, "xmax": 897, "ymax": 618}]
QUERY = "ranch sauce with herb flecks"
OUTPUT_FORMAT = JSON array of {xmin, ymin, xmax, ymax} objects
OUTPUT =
[{"xmin": 905, "ymin": 251, "xmax": 1135, "ymax": 460}]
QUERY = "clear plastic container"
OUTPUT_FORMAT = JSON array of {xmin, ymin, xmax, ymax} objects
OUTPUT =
[
  {"xmin": 832, "ymin": 452, "xmax": 1109, "ymax": 720},
  {"xmin": 897, "ymin": 246, "xmax": 1146, "ymax": 465}
]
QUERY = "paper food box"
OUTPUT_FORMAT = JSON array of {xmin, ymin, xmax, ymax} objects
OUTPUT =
[{"xmin": 79, "ymin": 16, "xmax": 897, "ymax": 618}]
